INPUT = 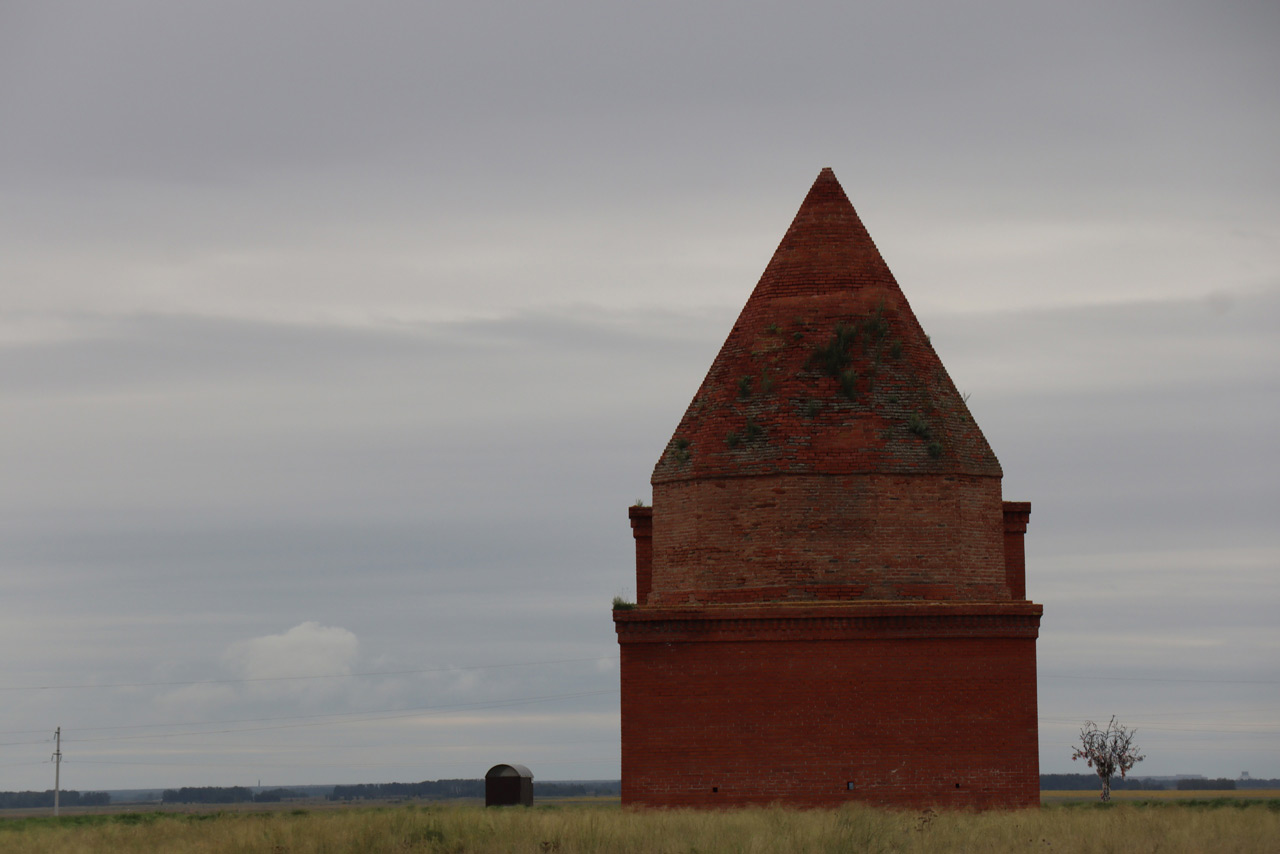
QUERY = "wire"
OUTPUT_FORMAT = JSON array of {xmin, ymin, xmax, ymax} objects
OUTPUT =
[
  {"xmin": 1056, "ymin": 707, "xmax": 1277, "ymax": 719},
  {"xmin": 54, "ymin": 687, "xmax": 616, "ymax": 736},
  {"xmin": 61, "ymin": 755, "xmax": 624, "ymax": 773},
  {"xmin": 1042, "ymin": 720, "xmax": 1280, "ymax": 736},
  {"xmin": 1042, "ymin": 673, "xmax": 1279, "ymax": 686},
  {"xmin": 65, "ymin": 689, "xmax": 616, "ymax": 744},
  {"xmin": 0, "ymin": 655, "xmax": 620, "ymax": 693}
]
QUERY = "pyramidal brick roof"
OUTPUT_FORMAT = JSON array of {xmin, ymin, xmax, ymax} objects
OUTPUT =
[{"xmin": 653, "ymin": 168, "xmax": 1001, "ymax": 483}]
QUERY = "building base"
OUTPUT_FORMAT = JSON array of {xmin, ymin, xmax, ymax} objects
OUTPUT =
[{"xmin": 615, "ymin": 602, "xmax": 1041, "ymax": 809}]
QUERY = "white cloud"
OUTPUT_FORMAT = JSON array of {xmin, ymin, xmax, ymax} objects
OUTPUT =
[{"xmin": 224, "ymin": 621, "xmax": 359, "ymax": 681}]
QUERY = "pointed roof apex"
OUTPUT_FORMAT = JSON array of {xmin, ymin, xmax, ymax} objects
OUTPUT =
[{"xmin": 755, "ymin": 167, "xmax": 896, "ymax": 303}]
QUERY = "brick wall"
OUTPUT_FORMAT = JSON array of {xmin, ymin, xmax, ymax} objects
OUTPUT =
[
  {"xmin": 616, "ymin": 169, "xmax": 1041, "ymax": 811},
  {"xmin": 616, "ymin": 604, "xmax": 1041, "ymax": 809},
  {"xmin": 1002, "ymin": 501, "xmax": 1031, "ymax": 601},
  {"xmin": 629, "ymin": 505, "xmax": 654, "ymax": 603},
  {"xmin": 649, "ymin": 473, "xmax": 1007, "ymax": 604}
]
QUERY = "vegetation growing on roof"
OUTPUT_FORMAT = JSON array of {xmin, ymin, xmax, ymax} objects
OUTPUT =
[
  {"xmin": 906, "ymin": 412, "xmax": 946, "ymax": 458},
  {"xmin": 861, "ymin": 305, "xmax": 889, "ymax": 341},
  {"xmin": 809, "ymin": 323, "xmax": 858, "ymax": 378},
  {"xmin": 805, "ymin": 303, "xmax": 899, "ymax": 401},
  {"xmin": 839, "ymin": 369, "xmax": 859, "ymax": 400},
  {"xmin": 726, "ymin": 416, "xmax": 765, "ymax": 449}
]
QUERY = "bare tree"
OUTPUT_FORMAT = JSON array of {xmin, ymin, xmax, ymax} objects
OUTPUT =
[{"xmin": 1071, "ymin": 716, "xmax": 1145, "ymax": 802}]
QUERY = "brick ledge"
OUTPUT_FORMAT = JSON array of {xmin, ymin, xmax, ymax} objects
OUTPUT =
[{"xmin": 614, "ymin": 601, "xmax": 1041, "ymax": 642}]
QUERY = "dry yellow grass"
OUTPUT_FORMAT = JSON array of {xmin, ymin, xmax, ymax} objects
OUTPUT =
[{"xmin": 1, "ymin": 800, "xmax": 1277, "ymax": 853}]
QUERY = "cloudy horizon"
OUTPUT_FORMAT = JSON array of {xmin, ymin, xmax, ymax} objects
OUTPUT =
[{"xmin": 1, "ymin": 1, "xmax": 1276, "ymax": 792}]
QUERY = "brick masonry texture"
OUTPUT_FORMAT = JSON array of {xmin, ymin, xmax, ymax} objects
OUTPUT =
[
  {"xmin": 652, "ymin": 167, "xmax": 999, "ymax": 486},
  {"xmin": 650, "ymin": 473, "xmax": 1007, "ymax": 605},
  {"xmin": 617, "ymin": 607, "xmax": 1040, "ymax": 809},
  {"xmin": 616, "ymin": 168, "xmax": 1041, "ymax": 810}
]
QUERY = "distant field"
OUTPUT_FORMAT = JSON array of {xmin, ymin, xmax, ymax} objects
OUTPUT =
[
  {"xmin": 1041, "ymin": 788, "xmax": 1280, "ymax": 804},
  {"xmin": 2, "ymin": 800, "xmax": 1278, "ymax": 853}
]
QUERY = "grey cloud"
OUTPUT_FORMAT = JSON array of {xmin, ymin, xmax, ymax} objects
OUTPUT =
[
  {"xmin": 4, "ymin": 1, "xmax": 1277, "ymax": 201},
  {"xmin": 1, "ymin": 0, "xmax": 1277, "ymax": 787}
]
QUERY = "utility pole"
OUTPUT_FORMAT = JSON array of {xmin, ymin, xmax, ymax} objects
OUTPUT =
[{"xmin": 52, "ymin": 727, "xmax": 61, "ymax": 817}]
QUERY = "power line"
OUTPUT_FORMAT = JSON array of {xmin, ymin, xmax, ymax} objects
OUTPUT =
[
  {"xmin": 48, "ymin": 684, "xmax": 613, "ymax": 736},
  {"xmin": 0, "ymin": 655, "xmax": 619, "ymax": 694},
  {"xmin": 52, "ymin": 727, "xmax": 61, "ymax": 816},
  {"xmin": 1062, "ymin": 707, "xmax": 1279, "ymax": 719},
  {"xmin": 1041, "ymin": 673, "xmax": 1279, "ymax": 686},
  {"xmin": 0, "ymin": 737, "xmax": 54, "ymax": 747},
  {"xmin": 9, "ymin": 660, "xmax": 1264, "ymax": 695},
  {"xmin": 1041, "ymin": 718, "xmax": 1280, "ymax": 736},
  {"xmin": 66, "ymin": 738, "xmax": 621, "ymax": 770},
  {"xmin": 64, "ymin": 689, "xmax": 615, "ymax": 745}
]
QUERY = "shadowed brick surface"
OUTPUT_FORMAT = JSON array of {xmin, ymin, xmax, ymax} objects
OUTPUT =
[{"xmin": 617, "ymin": 606, "xmax": 1040, "ymax": 808}]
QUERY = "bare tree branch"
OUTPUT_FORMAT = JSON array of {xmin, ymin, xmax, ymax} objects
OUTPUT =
[{"xmin": 1071, "ymin": 716, "xmax": 1145, "ymax": 802}]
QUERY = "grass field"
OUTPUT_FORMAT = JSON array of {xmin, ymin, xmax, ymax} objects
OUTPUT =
[{"xmin": 2, "ymin": 799, "xmax": 1278, "ymax": 854}]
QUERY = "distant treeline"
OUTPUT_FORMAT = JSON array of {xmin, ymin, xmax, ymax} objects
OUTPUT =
[
  {"xmin": 539, "ymin": 781, "xmax": 622, "ymax": 797},
  {"xmin": 1175, "ymin": 778, "xmax": 1238, "ymax": 790},
  {"xmin": 161, "ymin": 787, "xmax": 308, "ymax": 804},
  {"xmin": 1234, "ymin": 778, "xmax": 1280, "ymax": 790},
  {"xmin": 0, "ymin": 790, "xmax": 110, "ymax": 809},
  {"xmin": 1040, "ymin": 774, "xmax": 1273, "ymax": 791},
  {"xmin": 1041, "ymin": 774, "xmax": 1165, "ymax": 791},
  {"xmin": 329, "ymin": 779, "xmax": 621, "ymax": 801},
  {"xmin": 330, "ymin": 779, "xmax": 483, "ymax": 801}
]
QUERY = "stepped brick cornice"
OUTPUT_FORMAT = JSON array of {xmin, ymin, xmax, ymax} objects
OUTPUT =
[{"xmin": 615, "ymin": 601, "xmax": 1043, "ymax": 643}]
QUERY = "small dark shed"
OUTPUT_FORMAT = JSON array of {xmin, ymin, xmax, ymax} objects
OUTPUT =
[{"xmin": 485, "ymin": 763, "xmax": 533, "ymax": 807}]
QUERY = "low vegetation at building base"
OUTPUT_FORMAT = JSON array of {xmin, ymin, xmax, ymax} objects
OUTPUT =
[{"xmin": 2, "ymin": 800, "xmax": 1278, "ymax": 854}]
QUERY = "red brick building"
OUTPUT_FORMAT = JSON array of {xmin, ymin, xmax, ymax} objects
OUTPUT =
[{"xmin": 614, "ymin": 168, "xmax": 1041, "ymax": 809}]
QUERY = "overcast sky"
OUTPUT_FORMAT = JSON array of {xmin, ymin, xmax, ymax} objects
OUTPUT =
[{"xmin": 1, "ymin": 1, "xmax": 1277, "ymax": 792}]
